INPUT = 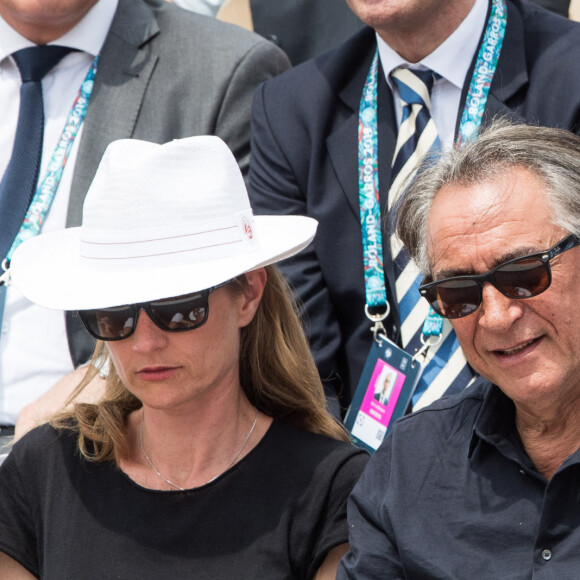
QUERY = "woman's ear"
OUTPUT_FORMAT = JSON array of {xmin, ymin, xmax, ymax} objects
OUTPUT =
[{"xmin": 237, "ymin": 268, "xmax": 267, "ymax": 327}]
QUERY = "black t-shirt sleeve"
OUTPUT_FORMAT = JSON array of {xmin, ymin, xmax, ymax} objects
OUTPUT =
[
  {"xmin": 299, "ymin": 445, "xmax": 369, "ymax": 579},
  {"xmin": 0, "ymin": 428, "xmax": 49, "ymax": 578}
]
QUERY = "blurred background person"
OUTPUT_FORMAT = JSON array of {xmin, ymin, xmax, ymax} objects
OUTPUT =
[{"xmin": 534, "ymin": 0, "xmax": 570, "ymax": 16}]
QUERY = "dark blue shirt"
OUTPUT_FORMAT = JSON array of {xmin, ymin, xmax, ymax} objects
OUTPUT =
[{"xmin": 338, "ymin": 378, "xmax": 580, "ymax": 579}]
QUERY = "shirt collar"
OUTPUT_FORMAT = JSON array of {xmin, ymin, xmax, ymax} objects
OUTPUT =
[
  {"xmin": 468, "ymin": 383, "xmax": 516, "ymax": 459},
  {"xmin": 0, "ymin": 0, "xmax": 118, "ymax": 62},
  {"xmin": 377, "ymin": 0, "xmax": 488, "ymax": 89},
  {"xmin": 469, "ymin": 382, "xmax": 580, "ymax": 478}
]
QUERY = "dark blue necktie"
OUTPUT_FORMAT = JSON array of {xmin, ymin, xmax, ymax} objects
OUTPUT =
[{"xmin": 0, "ymin": 45, "xmax": 72, "ymax": 262}]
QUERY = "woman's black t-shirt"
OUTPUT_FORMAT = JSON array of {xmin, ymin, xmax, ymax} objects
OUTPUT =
[{"xmin": 0, "ymin": 420, "xmax": 368, "ymax": 579}]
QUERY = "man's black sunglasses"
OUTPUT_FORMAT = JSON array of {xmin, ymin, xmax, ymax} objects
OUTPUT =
[
  {"xmin": 419, "ymin": 233, "xmax": 580, "ymax": 319},
  {"xmin": 78, "ymin": 284, "xmax": 227, "ymax": 341}
]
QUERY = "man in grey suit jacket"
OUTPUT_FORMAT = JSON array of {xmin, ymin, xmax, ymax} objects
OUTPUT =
[{"xmin": 0, "ymin": 0, "xmax": 288, "ymax": 431}]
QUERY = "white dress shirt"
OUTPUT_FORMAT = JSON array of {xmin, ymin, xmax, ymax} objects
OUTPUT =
[
  {"xmin": 377, "ymin": 0, "xmax": 488, "ymax": 150},
  {"xmin": 173, "ymin": 0, "xmax": 226, "ymax": 17},
  {"xmin": 0, "ymin": 0, "xmax": 118, "ymax": 424}
]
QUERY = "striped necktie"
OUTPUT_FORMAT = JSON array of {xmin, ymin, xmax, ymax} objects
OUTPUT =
[{"xmin": 389, "ymin": 67, "xmax": 474, "ymax": 409}]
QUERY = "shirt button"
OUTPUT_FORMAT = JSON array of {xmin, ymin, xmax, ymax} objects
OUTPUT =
[{"xmin": 542, "ymin": 549, "xmax": 552, "ymax": 561}]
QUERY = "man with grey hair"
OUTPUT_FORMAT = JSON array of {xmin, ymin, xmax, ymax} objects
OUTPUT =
[{"xmin": 337, "ymin": 122, "xmax": 580, "ymax": 578}]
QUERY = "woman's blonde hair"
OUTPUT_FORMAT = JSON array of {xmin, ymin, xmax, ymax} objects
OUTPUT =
[{"xmin": 52, "ymin": 265, "xmax": 348, "ymax": 464}]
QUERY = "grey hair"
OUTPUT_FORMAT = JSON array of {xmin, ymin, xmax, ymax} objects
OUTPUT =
[{"xmin": 393, "ymin": 120, "xmax": 580, "ymax": 277}]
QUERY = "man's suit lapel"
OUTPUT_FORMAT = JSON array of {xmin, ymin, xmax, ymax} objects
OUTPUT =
[
  {"xmin": 66, "ymin": 0, "xmax": 160, "ymax": 227},
  {"xmin": 326, "ymin": 28, "xmax": 397, "ymax": 220}
]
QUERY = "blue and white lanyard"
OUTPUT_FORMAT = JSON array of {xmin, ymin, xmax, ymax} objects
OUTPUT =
[{"xmin": 358, "ymin": 0, "xmax": 507, "ymax": 340}]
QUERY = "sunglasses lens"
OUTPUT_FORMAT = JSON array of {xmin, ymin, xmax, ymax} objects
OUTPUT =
[
  {"xmin": 427, "ymin": 279, "xmax": 481, "ymax": 319},
  {"xmin": 81, "ymin": 307, "xmax": 136, "ymax": 340},
  {"xmin": 79, "ymin": 291, "xmax": 213, "ymax": 340},
  {"xmin": 148, "ymin": 292, "xmax": 209, "ymax": 331},
  {"xmin": 494, "ymin": 257, "xmax": 549, "ymax": 298}
]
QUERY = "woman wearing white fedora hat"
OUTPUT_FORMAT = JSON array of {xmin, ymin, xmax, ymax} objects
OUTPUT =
[{"xmin": 0, "ymin": 136, "xmax": 368, "ymax": 579}]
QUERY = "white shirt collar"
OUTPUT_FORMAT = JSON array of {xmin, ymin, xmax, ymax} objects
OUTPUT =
[
  {"xmin": 377, "ymin": 0, "xmax": 488, "ymax": 88},
  {"xmin": 0, "ymin": 0, "xmax": 118, "ymax": 62}
]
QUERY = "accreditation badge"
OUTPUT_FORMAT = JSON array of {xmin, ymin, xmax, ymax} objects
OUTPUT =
[{"xmin": 344, "ymin": 336, "xmax": 422, "ymax": 453}]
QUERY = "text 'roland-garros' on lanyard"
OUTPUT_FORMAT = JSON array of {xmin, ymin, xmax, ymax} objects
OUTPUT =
[
  {"xmin": 0, "ymin": 54, "xmax": 99, "ymax": 285},
  {"xmin": 358, "ymin": 0, "xmax": 506, "ymax": 344}
]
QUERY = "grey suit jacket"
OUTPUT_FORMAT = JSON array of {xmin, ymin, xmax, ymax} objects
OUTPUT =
[{"xmin": 65, "ymin": 0, "xmax": 289, "ymax": 365}]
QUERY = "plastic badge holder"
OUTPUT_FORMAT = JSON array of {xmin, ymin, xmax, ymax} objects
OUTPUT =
[{"xmin": 344, "ymin": 336, "xmax": 422, "ymax": 453}]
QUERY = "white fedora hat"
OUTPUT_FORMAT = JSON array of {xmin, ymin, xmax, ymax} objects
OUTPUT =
[{"xmin": 10, "ymin": 136, "xmax": 317, "ymax": 310}]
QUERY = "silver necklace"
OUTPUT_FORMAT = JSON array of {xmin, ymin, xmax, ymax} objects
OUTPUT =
[{"xmin": 139, "ymin": 407, "xmax": 259, "ymax": 491}]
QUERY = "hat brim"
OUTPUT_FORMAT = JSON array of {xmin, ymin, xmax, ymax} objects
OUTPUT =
[{"xmin": 10, "ymin": 215, "xmax": 317, "ymax": 310}]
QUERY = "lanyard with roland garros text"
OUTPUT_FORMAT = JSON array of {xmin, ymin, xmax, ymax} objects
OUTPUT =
[
  {"xmin": 0, "ymin": 56, "xmax": 99, "ymax": 330},
  {"xmin": 358, "ymin": 0, "xmax": 506, "ymax": 343},
  {"xmin": 346, "ymin": 0, "xmax": 507, "ymax": 451}
]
